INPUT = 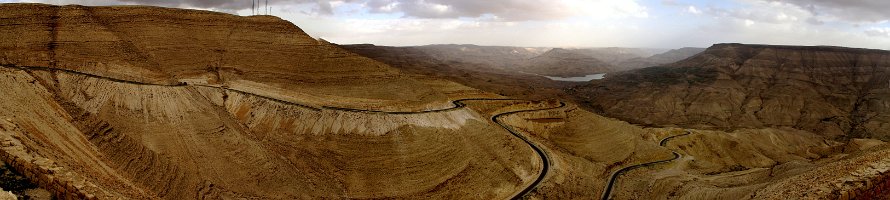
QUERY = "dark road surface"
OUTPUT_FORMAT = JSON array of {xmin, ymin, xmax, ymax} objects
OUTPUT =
[{"xmin": 601, "ymin": 130, "xmax": 692, "ymax": 200}]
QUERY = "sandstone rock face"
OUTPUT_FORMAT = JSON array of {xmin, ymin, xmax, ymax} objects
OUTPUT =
[
  {"xmin": 572, "ymin": 43, "xmax": 890, "ymax": 139},
  {"xmin": 523, "ymin": 48, "xmax": 615, "ymax": 77},
  {"xmin": 0, "ymin": 3, "xmax": 445, "ymax": 111}
]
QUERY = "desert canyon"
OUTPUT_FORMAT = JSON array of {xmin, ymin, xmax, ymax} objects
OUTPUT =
[{"xmin": 0, "ymin": 3, "xmax": 888, "ymax": 200}]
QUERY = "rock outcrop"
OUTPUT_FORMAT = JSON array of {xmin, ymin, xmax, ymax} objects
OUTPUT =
[{"xmin": 571, "ymin": 43, "xmax": 890, "ymax": 139}]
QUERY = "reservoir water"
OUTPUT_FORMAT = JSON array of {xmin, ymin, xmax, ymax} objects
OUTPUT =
[{"xmin": 543, "ymin": 73, "xmax": 606, "ymax": 82}]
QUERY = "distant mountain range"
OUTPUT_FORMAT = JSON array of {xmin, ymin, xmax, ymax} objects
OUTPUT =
[{"xmin": 346, "ymin": 44, "xmax": 704, "ymax": 78}]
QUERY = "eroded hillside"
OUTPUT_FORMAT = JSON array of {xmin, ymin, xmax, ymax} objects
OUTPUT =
[
  {"xmin": 1, "ymin": 3, "xmax": 450, "ymax": 111},
  {"xmin": 571, "ymin": 43, "xmax": 890, "ymax": 140},
  {"xmin": 0, "ymin": 4, "xmax": 551, "ymax": 199}
]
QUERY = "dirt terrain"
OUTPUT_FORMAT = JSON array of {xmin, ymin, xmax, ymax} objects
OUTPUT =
[{"xmin": 0, "ymin": 3, "xmax": 889, "ymax": 200}]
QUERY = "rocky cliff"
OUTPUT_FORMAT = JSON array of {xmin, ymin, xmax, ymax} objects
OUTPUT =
[{"xmin": 571, "ymin": 43, "xmax": 890, "ymax": 139}]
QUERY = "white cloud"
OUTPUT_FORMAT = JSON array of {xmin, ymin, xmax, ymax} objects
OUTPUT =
[
  {"xmin": 687, "ymin": 6, "xmax": 701, "ymax": 15},
  {"xmin": 363, "ymin": 0, "xmax": 648, "ymax": 21},
  {"xmin": 702, "ymin": 1, "xmax": 811, "ymax": 25}
]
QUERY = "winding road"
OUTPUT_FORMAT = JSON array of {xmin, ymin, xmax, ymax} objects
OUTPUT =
[
  {"xmin": 490, "ymin": 101, "xmax": 565, "ymax": 199},
  {"xmin": 2, "ymin": 64, "xmax": 560, "ymax": 199},
  {"xmin": 601, "ymin": 130, "xmax": 692, "ymax": 200}
]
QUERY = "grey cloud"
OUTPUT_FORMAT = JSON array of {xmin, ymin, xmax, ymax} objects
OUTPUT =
[
  {"xmin": 29, "ymin": 0, "xmax": 345, "ymax": 12},
  {"xmin": 30, "ymin": 0, "xmax": 605, "ymax": 21},
  {"xmin": 770, "ymin": 0, "xmax": 890, "ymax": 22},
  {"xmin": 116, "ymin": 0, "xmax": 333, "ymax": 10},
  {"xmin": 660, "ymin": 0, "xmax": 681, "ymax": 6},
  {"xmin": 118, "ymin": 0, "xmax": 248, "ymax": 10},
  {"xmin": 865, "ymin": 28, "xmax": 890, "ymax": 37},
  {"xmin": 27, "ymin": 0, "xmax": 359, "ymax": 15},
  {"xmin": 698, "ymin": 6, "xmax": 783, "ymax": 24},
  {"xmin": 806, "ymin": 17, "xmax": 824, "ymax": 25}
]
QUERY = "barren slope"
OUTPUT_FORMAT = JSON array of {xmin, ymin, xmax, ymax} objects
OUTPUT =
[
  {"xmin": 3, "ymin": 4, "xmax": 889, "ymax": 200},
  {"xmin": 0, "ymin": 3, "xmax": 447, "ymax": 111},
  {"xmin": 571, "ymin": 43, "xmax": 890, "ymax": 139},
  {"xmin": 0, "ymin": 4, "xmax": 549, "ymax": 199}
]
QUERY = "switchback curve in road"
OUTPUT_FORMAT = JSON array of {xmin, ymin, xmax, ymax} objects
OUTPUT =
[
  {"xmin": 461, "ymin": 99, "xmax": 566, "ymax": 199},
  {"xmin": 601, "ymin": 130, "xmax": 692, "ymax": 200}
]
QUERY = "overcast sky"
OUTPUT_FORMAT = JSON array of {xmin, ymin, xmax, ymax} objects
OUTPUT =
[{"xmin": 10, "ymin": 0, "xmax": 890, "ymax": 49}]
